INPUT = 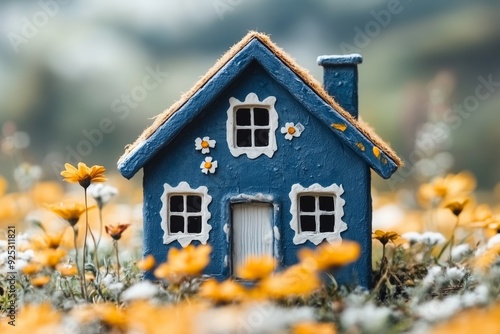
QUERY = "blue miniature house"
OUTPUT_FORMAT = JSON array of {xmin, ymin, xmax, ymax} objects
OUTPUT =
[{"xmin": 117, "ymin": 32, "xmax": 402, "ymax": 287}]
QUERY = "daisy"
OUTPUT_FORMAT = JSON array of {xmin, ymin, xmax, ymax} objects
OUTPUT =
[
  {"xmin": 60, "ymin": 162, "xmax": 106, "ymax": 189},
  {"xmin": 47, "ymin": 202, "xmax": 89, "ymax": 227},
  {"xmin": 280, "ymin": 122, "xmax": 303, "ymax": 140},
  {"xmin": 200, "ymin": 157, "xmax": 218, "ymax": 174},
  {"xmin": 195, "ymin": 136, "xmax": 216, "ymax": 154}
]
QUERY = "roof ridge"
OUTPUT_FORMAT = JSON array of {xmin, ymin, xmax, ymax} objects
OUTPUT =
[{"xmin": 118, "ymin": 31, "xmax": 402, "ymax": 168}]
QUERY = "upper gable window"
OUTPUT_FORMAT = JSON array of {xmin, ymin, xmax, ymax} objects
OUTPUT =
[
  {"xmin": 289, "ymin": 183, "xmax": 347, "ymax": 245},
  {"xmin": 160, "ymin": 182, "xmax": 212, "ymax": 247},
  {"xmin": 226, "ymin": 93, "xmax": 278, "ymax": 159}
]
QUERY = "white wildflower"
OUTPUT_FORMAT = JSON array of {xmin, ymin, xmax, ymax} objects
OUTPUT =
[
  {"xmin": 102, "ymin": 274, "xmax": 115, "ymax": 287},
  {"xmin": 107, "ymin": 282, "xmax": 124, "ymax": 294},
  {"xmin": 341, "ymin": 303, "xmax": 392, "ymax": 332},
  {"xmin": 416, "ymin": 296, "xmax": 462, "ymax": 322},
  {"xmin": 13, "ymin": 163, "xmax": 42, "ymax": 190},
  {"xmin": 402, "ymin": 232, "xmax": 421, "ymax": 244},
  {"xmin": 422, "ymin": 266, "xmax": 442, "ymax": 287},
  {"xmin": 420, "ymin": 232, "xmax": 446, "ymax": 246},
  {"xmin": 18, "ymin": 249, "xmax": 34, "ymax": 261},
  {"xmin": 121, "ymin": 281, "xmax": 158, "ymax": 301},
  {"xmin": 462, "ymin": 285, "xmax": 489, "ymax": 307},
  {"xmin": 88, "ymin": 183, "xmax": 118, "ymax": 209},
  {"xmin": 487, "ymin": 234, "xmax": 500, "ymax": 249},
  {"xmin": 445, "ymin": 267, "xmax": 466, "ymax": 282},
  {"xmin": 451, "ymin": 244, "xmax": 470, "ymax": 262}
]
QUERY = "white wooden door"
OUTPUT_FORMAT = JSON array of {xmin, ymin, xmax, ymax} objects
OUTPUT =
[{"xmin": 232, "ymin": 203, "xmax": 273, "ymax": 275}]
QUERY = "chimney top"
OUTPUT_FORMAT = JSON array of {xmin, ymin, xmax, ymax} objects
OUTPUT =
[{"xmin": 317, "ymin": 54, "xmax": 363, "ymax": 66}]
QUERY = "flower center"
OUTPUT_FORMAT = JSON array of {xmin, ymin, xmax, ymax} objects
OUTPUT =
[
  {"xmin": 287, "ymin": 127, "xmax": 296, "ymax": 135},
  {"xmin": 204, "ymin": 162, "xmax": 213, "ymax": 169},
  {"xmin": 201, "ymin": 141, "xmax": 210, "ymax": 148}
]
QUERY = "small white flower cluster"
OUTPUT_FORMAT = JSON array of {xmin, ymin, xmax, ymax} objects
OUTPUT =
[
  {"xmin": 14, "ymin": 163, "xmax": 42, "ymax": 190},
  {"xmin": 88, "ymin": 183, "xmax": 118, "ymax": 209},
  {"xmin": 415, "ymin": 285, "xmax": 489, "ymax": 323},
  {"xmin": 102, "ymin": 274, "xmax": 124, "ymax": 294},
  {"xmin": 121, "ymin": 281, "xmax": 159, "ymax": 301},
  {"xmin": 451, "ymin": 243, "xmax": 471, "ymax": 262},
  {"xmin": 421, "ymin": 265, "xmax": 468, "ymax": 288},
  {"xmin": 402, "ymin": 231, "xmax": 446, "ymax": 246},
  {"xmin": 341, "ymin": 303, "xmax": 393, "ymax": 333}
]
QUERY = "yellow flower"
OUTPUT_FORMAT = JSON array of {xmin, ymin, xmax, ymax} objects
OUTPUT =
[
  {"xmin": 199, "ymin": 278, "xmax": 247, "ymax": 303},
  {"xmin": 73, "ymin": 303, "xmax": 127, "ymax": 332},
  {"xmin": 56, "ymin": 263, "xmax": 79, "ymax": 277},
  {"xmin": 236, "ymin": 255, "xmax": 276, "ymax": 280},
  {"xmin": 444, "ymin": 198, "xmax": 469, "ymax": 217},
  {"xmin": 260, "ymin": 263, "xmax": 320, "ymax": 298},
  {"xmin": 47, "ymin": 202, "xmax": 88, "ymax": 227},
  {"xmin": 0, "ymin": 303, "xmax": 61, "ymax": 333},
  {"xmin": 154, "ymin": 245, "xmax": 211, "ymax": 282},
  {"xmin": 36, "ymin": 248, "xmax": 66, "ymax": 268},
  {"xmin": 21, "ymin": 263, "xmax": 42, "ymax": 276},
  {"xmin": 474, "ymin": 245, "xmax": 500, "ymax": 272},
  {"xmin": 430, "ymin": 303, "xmax": 500, "ymax": 334},
  {"xmin": 292, "ymin": 321, "xmax": 337, "ymax": 334},
  {"xmin": 60, "ymin": 162, "xmax": 106, "ymax": 189},
  {"xmin": 372, "ymin": 230, "xmax": 400, "ymax": 246},
  {"xmin": 418, "ymin": 172, "xmax": 475, "ymax": 206},
  {"xmin": 31, "ymin": 275, "xmax": 51, "ymax": 288},
  {"xmin": 298, "ymin": 241, "xmax": 361, "ymax": 271},
  {"xmin": 137, "ymin": 254, "xmax": 156, "ymax": 271},
  {"xmin": 44, "ymin": 231, "xmax": 66, "ymax": 249},
  {"xmin": 105, "ymin": 223, "xmax": 131, "ymax": 240}
]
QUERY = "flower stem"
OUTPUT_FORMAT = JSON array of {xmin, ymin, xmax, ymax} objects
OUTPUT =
[
  {"xmin": 448, "ymin": 216, "xmax": 460, "ymax": 262},
  {"xmin": 96, "ymin": 206, "xmax": 103, "ymax": 250},
  {"xmin": 83, "ymin": 188, "xmax": 89, "ymax": 299},
  {"xmin": 72, "ymin": 227, "xmax": 85, "ymax": 298},
  {"xmin": 114, "ymin": 240, "xmax": 121, "ymax": 281}
]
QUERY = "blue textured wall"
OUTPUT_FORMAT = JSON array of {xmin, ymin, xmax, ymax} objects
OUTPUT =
[{"xmin": 142, "ymin": 61, "xmax": 373, "ymax": 287}]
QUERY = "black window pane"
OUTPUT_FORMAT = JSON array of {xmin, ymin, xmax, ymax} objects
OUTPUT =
[
  {"xmin": 319, "ymin": 196, "xmax": 335, "ymax": 211},
  {"xmin": 300, "ymin": 196, "xmax": 316, "ymax": 212},
  {"xmin": 254, "ymin": 129, "xmax": 269, "ymax": 147},
  {"xmin": 300, "ymin": 215, "xmax": 316, "ymax": 232},
  {"xmin": 186, "ymin": 195, "xmax": 202, "ymax": 212},
  {"xmin": 236, "ymin": 129, "xmax": 252, "ymax": 147},
  {"xmin": 319, "ymin": 215, "xmax": 335, "ymax": 232},
  {"xmin": 187, "ymin": 216, "xmax": 202, "ymax": 234},
  {"xmin": 169, "ymin": 196, "xmax": 183, "ymax": 212},
  {"xmin": 170, "ymin": 216, "xmax": 184, "ymax": 233},
  {"xmin": 236, "ymin": 108, "xmax": 251, "ymax": 125},
  {"xmin": 254, "ymin": 108, "xmax": 269, "ymax": 126}
]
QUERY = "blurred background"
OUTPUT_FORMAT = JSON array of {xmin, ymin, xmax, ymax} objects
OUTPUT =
[{"xmin": 1, "ymin": 0, "xmax": 500, "ymax": 192}]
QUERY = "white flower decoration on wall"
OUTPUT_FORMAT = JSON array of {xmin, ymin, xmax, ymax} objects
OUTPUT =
[
  {"xmin": 195, "ymin": 136, "xmax": 216, "ymax": 154},
  {"xmin": 281, "ymin": 122, "xmax": 304, "ymax": 140},
  {"xmin": 200, "ymin": 157, "xmax": 218, "ymax": 174}
]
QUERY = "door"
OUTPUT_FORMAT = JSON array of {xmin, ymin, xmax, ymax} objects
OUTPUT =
[{"xmin": 231, "ymin": 202, "xmax": 274, "ymax": 275}]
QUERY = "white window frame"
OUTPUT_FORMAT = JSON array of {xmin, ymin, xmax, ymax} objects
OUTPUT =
[
  {"xmin": 160, "ymin": 181, "xmax": 212, "ymax": 247},
  {"xmin": 226, "ymin": 92, "xmax": 278, "ymax": 159},
  {"xmin": 289, "ymin": 183, "xmax": 347, "ymax": 245}
]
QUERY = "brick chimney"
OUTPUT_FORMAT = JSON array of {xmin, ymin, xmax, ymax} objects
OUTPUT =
[{"xmin": 317, "ymin": 54, "xmax": 363, "ymax": 119}]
